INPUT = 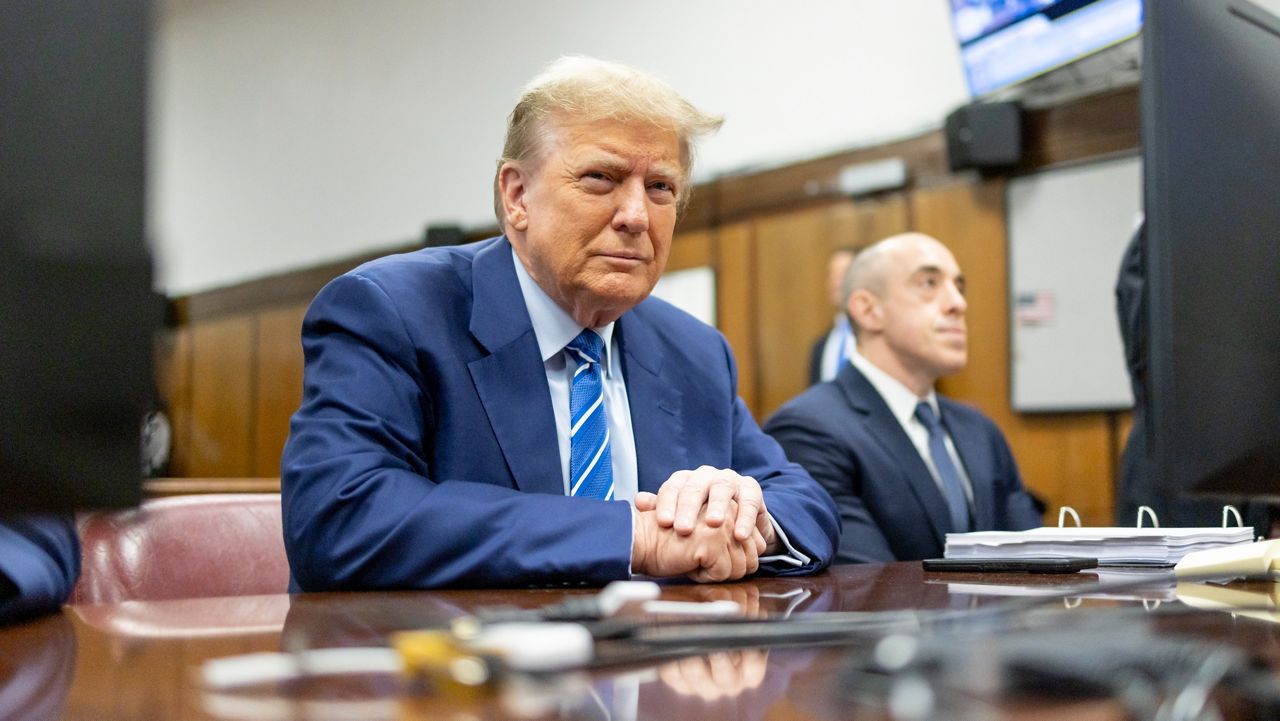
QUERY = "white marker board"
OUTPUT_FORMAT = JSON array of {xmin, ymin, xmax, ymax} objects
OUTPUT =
[{"xmin": 1007, "ymin": 155, "xmax": 1140, "ymax": 412}]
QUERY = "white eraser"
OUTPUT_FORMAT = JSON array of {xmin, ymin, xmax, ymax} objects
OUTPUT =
[
  {"xmin": 467, "ymin": 623, "xmax": 593, "ymax": 671},
  {"xmin": 597, "ymin": 580, "xmax": 662, "ymax": 615}
]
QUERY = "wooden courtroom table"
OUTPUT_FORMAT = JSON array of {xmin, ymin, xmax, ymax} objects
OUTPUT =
[{"xmin": 4, "ymin": 563, "xmax": 1279, "ymax": 720}]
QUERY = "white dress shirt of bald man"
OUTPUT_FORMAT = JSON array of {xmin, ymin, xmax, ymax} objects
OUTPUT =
[{"xmin": 765, "ymin": 233, "xmax": 1042, "ymax": 563}]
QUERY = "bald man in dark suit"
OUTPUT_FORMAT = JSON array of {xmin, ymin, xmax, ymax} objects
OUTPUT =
[{"xmin": 766, "ymin": 233, "xmax": 1041, "ymax": 563}]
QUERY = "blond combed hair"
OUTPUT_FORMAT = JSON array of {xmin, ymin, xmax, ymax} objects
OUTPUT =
[{"xmin": 493, "ymin": 56, "xmax": 723, "ymax": 227}]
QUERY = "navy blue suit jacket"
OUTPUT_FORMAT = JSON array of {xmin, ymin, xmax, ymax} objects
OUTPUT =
[
  {"xmin": 0, "ymin": 515, "xmax": 79, "ymax": 621},
  {"xmin": 281, "ymin": 236, "xmax": 838, "ymax": 590},
  {"xmin": 764, "ymin": 364, "xmax": 1041, "ymax": 563}
]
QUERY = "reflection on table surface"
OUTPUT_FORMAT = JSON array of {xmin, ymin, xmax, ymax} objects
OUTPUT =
[{"xmin": 4, "ymin": 562, "xmax": 1280, "ymax": 720}]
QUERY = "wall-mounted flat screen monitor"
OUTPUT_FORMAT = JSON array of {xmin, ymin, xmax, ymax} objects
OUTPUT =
[{"xmin": 953, "ymin": 0, "xmax": 1144, "ymax": 97}]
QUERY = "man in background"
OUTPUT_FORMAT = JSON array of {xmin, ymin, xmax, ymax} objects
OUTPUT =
[
  {"xmin": 282, "ymin": 56, "xmax": 838, "ymax": 590},
  {"xmin": 766, "ymin": 233, "xmax": 1041, "ymax": 563},
  {"xmin": 1113, "ymin": 219, "xmax": 1249, "ymax": 530},
  {"xmin": 808, "ymin": 246, "xmax": 859, "ymax": 385}
]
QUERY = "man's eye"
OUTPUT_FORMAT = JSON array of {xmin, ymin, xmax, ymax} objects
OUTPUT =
[
  {"xmin": 579, "ymin": 173, "xmax": 614, "ymax": 193},
  {"xmin": 648, "ymin": 182, "xmax": 677, "ymax": 203}
]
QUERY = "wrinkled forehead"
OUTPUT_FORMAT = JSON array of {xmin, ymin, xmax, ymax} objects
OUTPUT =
[
  {"xmin": 531, "ymin": 112, "xmax": 688, "ymax": 175},
  {"xmin": 888, "ymin": 236, "xmax": 961, "ymax": 278}
]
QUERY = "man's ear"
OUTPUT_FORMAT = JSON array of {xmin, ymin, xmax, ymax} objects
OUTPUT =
[
  {"xmin": 847, "ymin": 289, "xmax": 883, "ymax": 334},
  {"xmin": 498, "ymin": 162, "xmax": 530, "ymax": 232}
]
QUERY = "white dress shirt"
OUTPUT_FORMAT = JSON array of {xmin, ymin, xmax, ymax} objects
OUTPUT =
[
  {"xmin": 512, "ymin": 249, "xmax": 639, "ymax": 502},
  {"xmin": 849, "ymin": 350, "xmax": 975, "ymax": 504},
  {"xmin": 818, "ymin": 314, "xmax": 855, "ymax": 382},
  {"xmin": 513, "ymin": 249, "xmax": 805, "ymax": 570}
]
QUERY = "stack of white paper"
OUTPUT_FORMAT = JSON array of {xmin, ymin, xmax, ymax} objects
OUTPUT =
[{"xmin": 944, "ymin": 526, "xmax": 1255, "ymax": 566}]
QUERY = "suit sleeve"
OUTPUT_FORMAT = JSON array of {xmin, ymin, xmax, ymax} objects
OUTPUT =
[
  {"xmin": 0, "ymin": 515, "xmax": 79, "ymax": 619},
  {"xmin": 281, "ymin": 273, "xmax": 632, "ymax": 591},
  {"xmin": 728, "ymin": 397, "xmax": 840, "ymax": 575},
  {"xmin": 987, "ymin": 421, "xmax": 1044, "ymax": 530},
  {"xmin": 763, "ymin": 405, "xmax": 896, "ymax": 564},
  {"xmin": 708, "ymin": 333, "xmax": 838, "ymax": 575}
]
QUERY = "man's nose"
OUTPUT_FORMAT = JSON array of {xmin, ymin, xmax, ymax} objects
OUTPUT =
[
  {"xmin": 613, "ymin": 178, "xmax": 650, "ymax": 234},
  {"xmin": 945, "ymin": 281, "xmax": 967, "ymax": 314}
]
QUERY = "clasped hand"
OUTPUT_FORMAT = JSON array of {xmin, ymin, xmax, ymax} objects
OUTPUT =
[{"xmin": 631, "ymin": 466, "xmax": 777, "ymax": 582}]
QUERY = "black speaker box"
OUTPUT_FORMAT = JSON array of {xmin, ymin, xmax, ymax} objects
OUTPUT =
[{"xmin": 944, "ymin": 101, "xmax": 1023, "ymax": 172}]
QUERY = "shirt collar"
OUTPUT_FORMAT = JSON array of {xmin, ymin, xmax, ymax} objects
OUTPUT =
[
  {"xmin": 850, "ymin": 349, "xmax": 939, "ymax": 427},
  {"xmin": 511, "ymin": 247, "xmax": 617, "ymax": 376}
]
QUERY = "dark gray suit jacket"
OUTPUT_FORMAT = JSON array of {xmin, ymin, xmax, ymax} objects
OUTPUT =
[{"xmin": 765, "ymin": 364, "xmax": 1042, "ymax": 563}]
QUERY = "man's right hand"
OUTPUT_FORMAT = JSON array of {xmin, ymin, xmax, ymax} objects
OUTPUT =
[{"xmin": 631, "ymin": 501, "xmax": 763, "ymax": 582}]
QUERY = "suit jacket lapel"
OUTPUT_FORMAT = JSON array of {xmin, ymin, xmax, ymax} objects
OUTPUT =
[
  {"xmin": 940, "ymin": 398, "xmax": 995, "ymax": 531},
  {"xmin": 466, "ymin": 238, "xmax": 563, "ymax": 496},
  {"xmin": 617, "ymin": 308, "xmax": 686, "ymax": 492},
  {"xmin": 837, "ymin": 366, "xmax": 952, "ymax": 544}
]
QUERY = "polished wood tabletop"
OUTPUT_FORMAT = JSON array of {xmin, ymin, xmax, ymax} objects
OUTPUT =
[{"xmin": 4, "ymin": 563, "xmax": 1279, "ymax": 721}]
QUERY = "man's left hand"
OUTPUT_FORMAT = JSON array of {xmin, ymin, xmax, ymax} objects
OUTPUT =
[{"xmin": 634, "ymin": 466, "xmax": 777, "ymax": 555}]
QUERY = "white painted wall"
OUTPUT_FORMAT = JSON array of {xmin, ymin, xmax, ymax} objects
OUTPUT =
[{"xmin": 150, "ymin": 0, "xmax": 968, "ymax": 295}]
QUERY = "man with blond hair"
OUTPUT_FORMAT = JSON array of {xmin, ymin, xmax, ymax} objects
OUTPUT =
[
  {"xmin": 282, "ymin": 57, "xmax": 838, "ymax": 590},
  {"xmin": 766, "ymin": 233, "xmax": 1041, "ymax": 563}
]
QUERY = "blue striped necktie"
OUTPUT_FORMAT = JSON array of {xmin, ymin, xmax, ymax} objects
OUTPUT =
[
  {"xmin": 914, "ymin": 402, "xmax": 972, "ymax": 533},
  {"xmin": 567, "ymin": 330, "xmax": 613, "ymax": 500}
]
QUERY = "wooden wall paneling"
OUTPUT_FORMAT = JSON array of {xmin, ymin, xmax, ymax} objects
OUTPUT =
[
  {"xmin": 153, "ymin": 326, "xmax": 192, "ymax": 477},
  {"xmin": 253, "ymin": 304, "xmax": 308, "ymax": 477},
  {"xmin": 1003, "ymin": 416, "xmax": 1115, "ymax": 524},
  {"xmin": 828, "ymin": 193, "xmax": 911, "ymax": 253},
  {"xmin": 188, "ymin": 314, "xmax": 255, "ymax": 477},
  {"xmin": 1019, "ymin": 87, "xmax": 1140, "ymax": 171},
  {"xmin": 752, "ymin": 205, "xmax": 841, "ymax": 419},
  {"xmin": 751, "ymin": 196, "xmax": 914, "ymax": 422},
  {"xmin": 912, "ymin": 181, "xmax": 1010, "ymax": 416},
  {"xmin": 714, "ymin": 133, "xmax": 951, "ymax": 225},
  {"xmin": 145, "ymin": 477, "xmax": 281, "ymax": 496},
  {"xmin": 1111, "ymin": 409, "xmax": 1135, "ymax": 516},
  {"xmin": 912, "ymin": 180, "xmax": 1114, "ymax": 525},
  {"xmin": 715, "ymin": 223, "xmax": 759, "ymax": 417},
  {"xmin": 665, "ymin": 229, "xmax": 714, "ymax": 272}
]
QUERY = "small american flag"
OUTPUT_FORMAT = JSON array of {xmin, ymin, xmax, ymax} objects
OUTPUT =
[{"xmin": 1015, "ymin": 291, "xmax": 1056, "ymax": 326}]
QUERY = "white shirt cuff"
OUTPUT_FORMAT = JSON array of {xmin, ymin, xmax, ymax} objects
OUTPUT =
[{"xmin": 758, "ymin": 513, "xmax": 809, "ymax": 568}]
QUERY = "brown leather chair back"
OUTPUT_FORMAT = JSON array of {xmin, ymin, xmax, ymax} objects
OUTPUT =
[{"xmin": 72, "ymin": 494, "xmax": 289, "ymax": 604}]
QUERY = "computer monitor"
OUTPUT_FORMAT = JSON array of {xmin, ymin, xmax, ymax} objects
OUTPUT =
[
  {"xmin": 1144, "ymin": 0, "xmax": 1280, "ymax": 504},
  {"xmin": 0, "ymin": 1, "xmax": 157, "ymax": 511}
]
